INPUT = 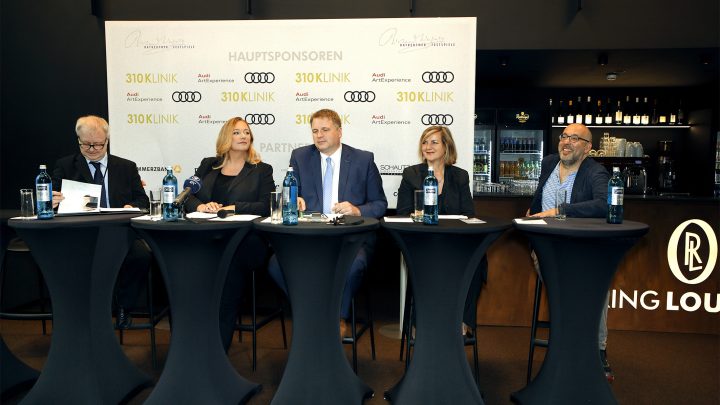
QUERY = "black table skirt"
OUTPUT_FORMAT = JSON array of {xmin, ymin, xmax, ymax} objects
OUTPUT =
[
  {"xmin": 511, "ymin": 217, "xmax": 649, "ymax": 405},
  {"xmin": 382, "ymin": 217, "xmax": 511, "ymax": 405},
  {"xmin": 9, "ymin": 213, "xmax": 152, "ymax": 404},
  {"xmin": 131, "ymin": 218, "xmax": 260, "ymax": 404},
  {"xmin": 254, "ymin": 218, "xmax": 379, "ymax": 405}
]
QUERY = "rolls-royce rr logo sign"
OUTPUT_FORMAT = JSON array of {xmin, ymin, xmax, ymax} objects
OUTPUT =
[
  {"xmin": 422, "ymin": 71, "xmax": 454, "ymax": 83},
  {"xmin": 244, "ymin": 114, "xmax": 276, "ymax": 125},
  {"xmin": 667, "ymin": 219, "xmax": 718, "ymax": 285},
  {"xmin": 244, "ymin": 72, "xmax": 275, "ymax": 83},
  {"xmin": 172, "ymin": 91, "xmax": 202, "ymax": 102}
]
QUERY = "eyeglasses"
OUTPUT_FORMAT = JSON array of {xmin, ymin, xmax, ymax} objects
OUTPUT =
[
  {"xmin": 559, "ymin": 133, "xmax": 590, "ymax": 144},
  {"xmin": 78, "ymin": 139, "xmax": 108, "ymax": 150}
]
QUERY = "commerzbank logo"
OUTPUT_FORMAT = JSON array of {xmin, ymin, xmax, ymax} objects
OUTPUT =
[{"xmin": 667, "ymin": 219, "xmax": 718, "ymax": 285}]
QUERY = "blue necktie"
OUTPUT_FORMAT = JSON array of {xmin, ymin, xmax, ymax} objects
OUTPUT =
[
  {"xmin": 322, "ymin": 157, "xmax": 333, "ymax": 214},
  {"xmin": 90, "ymin": 161, "xmax": 108, "ymax": 208}
]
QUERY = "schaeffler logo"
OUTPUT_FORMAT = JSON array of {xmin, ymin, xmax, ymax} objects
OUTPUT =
[
  {"xmin": 422, "ymin": 71, "xmax": 454, "ymax": 83},
  {"xmin": 244, "ymin": 113, "xmax": 276, "ymax": 125},
  {"xmin": 667, "ymin": 219, "xmax": 718, "ymax": 285},
  {"xmin": 244, "ymin": 72, "xmax": 275, "ymax": 84},
  {"xmin": 421, "ymin": 114, "xmax": 453, "ymax": 125},
  {"xmin": 344, "ymin": 91, "xmax": 375, "ymax": 102},
  {"xmin": 172, "ymin": 91, "xmax": 202, "ymax": 102}
]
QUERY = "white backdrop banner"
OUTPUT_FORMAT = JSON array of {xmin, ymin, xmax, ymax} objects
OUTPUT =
[{"xmin": 106, "ymin": 18, "xmax": 476, "ymax": 208}]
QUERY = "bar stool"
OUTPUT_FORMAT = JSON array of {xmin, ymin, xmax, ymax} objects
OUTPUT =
[
  {"xmin": 236, "ymin": 267, "xmax": 288, "ymax": 371},
  {"xmin": 526, "ymin": 273, "xmax": 549, "ymax": 383},
  {"xmin": 0, "ymin": 238, "xmax": 52, "ymax": 333},
  {"xmin": 342, "ymin": 287, "xmax": 376, "ymax": 373}
]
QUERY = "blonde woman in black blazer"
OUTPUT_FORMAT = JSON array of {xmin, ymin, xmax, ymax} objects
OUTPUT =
[
  {"xmin": 185, "ymin": 117, "xmax": 275, "ymax": 352},
  {"xmin": 396, "ymin": 126, "xmax": 486, "ymax": 336}
]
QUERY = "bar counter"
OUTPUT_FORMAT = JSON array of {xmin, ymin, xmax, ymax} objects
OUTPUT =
[{"xmin": 472, "ymin": 194, "xmax": 720, "ymax": 335}]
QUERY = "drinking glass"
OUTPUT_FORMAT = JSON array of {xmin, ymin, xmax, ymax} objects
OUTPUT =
[
  {"xmin": 270, "ymin": 191, "xmax": 282, "ymax": 224},
  {"xmin": 20, "ymin": 189, "xmax": 34, "ymax": 219},
  {"xmin": 412, "ymin": 190, "xmax": 424, "ymax": 222},
  {"xmin": 556, "ymin": 189, "xmax": 567, "ymax": 220},
  {"xmin": 149, "ymin": 188, "xmax": 162, "ymax": 218}
]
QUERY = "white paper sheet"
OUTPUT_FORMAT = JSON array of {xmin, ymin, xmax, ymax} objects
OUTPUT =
[{"xmin": 58, "ymin": 179, "xmax": 102, "ymax": 214}]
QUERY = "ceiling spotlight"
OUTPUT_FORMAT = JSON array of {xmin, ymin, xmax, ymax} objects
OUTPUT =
[
  {"xmin": 598, "ymin": 53, "xmax": 608, "ymax": 66},
  {"xmin": 606, "ymin": 72, "xmax": 618, "ymax": 81},
  {"xmin": 499, "ymin": 56, "xmax": 508, "ymax": 68}
]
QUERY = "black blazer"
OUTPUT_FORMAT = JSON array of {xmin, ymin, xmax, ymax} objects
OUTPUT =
[
  {"xmin": 529, "ymin": 154, "xmax": 609, "ymax": 218},
  {"xmin": 184, "ymin": 157, "xmax": 275, "ymax": 216},
  {"xmin": 396, "ymin": 164, "xmax": 475, "ymax": 217},
  {"xmin": 52, "ymin": 153, "xmax": 149, "ymax": 209}
]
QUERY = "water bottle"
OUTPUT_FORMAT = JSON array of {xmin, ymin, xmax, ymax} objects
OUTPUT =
[
  {"xmin": 35, "ymin": 164, "xmax": 54, "ymax": 220},
  {"xmin": 162, "ymin": 166, "xmax": 179, "ymax": 221},
  {"xmin": 607, "ymin": 167, "xmax": 624, "ymax": 224},
  {"xmin": 423, "ymin": 165, "xmax": 439, "ymax": 225},
  {"xmin": 282, "ymin": 167, "xmax": 298, "ymax": 225}
]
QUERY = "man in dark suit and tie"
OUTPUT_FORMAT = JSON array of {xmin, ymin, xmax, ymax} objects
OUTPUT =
[
  {"xmin": 269, "ymin": 108, "xmax": 387, "ymax": 336},
  {"xmin": 51, "ymin": 115, "xmax": 150, "ymax": 329}
]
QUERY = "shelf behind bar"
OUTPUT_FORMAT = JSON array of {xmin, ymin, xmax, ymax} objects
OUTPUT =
[{"xmin": 551, "ymin": 125, "xmax": 691, "ymax": 129}]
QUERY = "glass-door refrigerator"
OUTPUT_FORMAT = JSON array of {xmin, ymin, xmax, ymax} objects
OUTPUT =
[
  {"xmin": 472, "ymin": 109, "xmax": 495, "ymax": 193},
  {"xmin": 496, "ymin": 108, "xmax": 547, "ymax": 194}
]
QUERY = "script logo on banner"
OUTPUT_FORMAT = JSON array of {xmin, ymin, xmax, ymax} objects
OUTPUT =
[
  {"xmin": 421, "ymin": 114, "xmax": 454, "ymax": 125},
  {"xmin": 245, "ymin": 72, "xmax": 276, "ymax": 84},
  {"xmin": 344, "ymin": 91, "xmax": 376, "ymax": 102},
  {"xmin": 422, "ymin": 71, "xmax": 454, "ymax": 83},
  {"xmin": 172, "ymin": 91, "xmax": 202, "ymax": 102}
]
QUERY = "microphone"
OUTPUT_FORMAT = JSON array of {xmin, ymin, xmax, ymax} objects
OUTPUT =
[
  {"xmin": 216, "ymin": 209, "xmax": 235, "ymax": 219},
  {"xmin": 172, "ymin": 176, "xmax": 202, "ymax": 206}
]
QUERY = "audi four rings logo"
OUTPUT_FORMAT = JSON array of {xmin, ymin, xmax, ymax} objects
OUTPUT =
[
  {"xmin": 422, "ymin": 114, "xmax": 454, "ymax": 125},
  {"xmin": 244, "ymin": 72, "xmax": 275, "ymax": 83},
  {"xmin": 422, "ymin": 71, "xmax": 455, "ymax": 83},
  {"xmin": 344, "ymin": 91, "xmax": 376, "ymax": 102},
  {"xmin": 244, "ymin": 114, "xmax": 276, "ymax": 125},
  {"xmin": 171, "ymin": 91, "xmax": 202, "ymax": 102}
]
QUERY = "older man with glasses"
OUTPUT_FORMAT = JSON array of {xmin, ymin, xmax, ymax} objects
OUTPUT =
[
  {"xmin": 51, "ymin": 115, "xmax": 150, "ymax": 329},
  {"xmin": 526, "ymin": 122, "xmax": 616, "ymax": 382}
]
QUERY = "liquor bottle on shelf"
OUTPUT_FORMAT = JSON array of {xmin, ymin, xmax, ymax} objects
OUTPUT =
[
  {"xmin": 549, "ymin": 98, "xmax": 555, "ymax": 125},
  {"xmin": 640, "ymin": 97, "xmax": 650, "ymax": 125},
  {"xmin": 604, "ymin": 97, "xmax": 613, "ymax": 125},
  {"xmin": 658, "ymin": 98, "xmax": 668, "ymax": 124},
  {"xmin": 669, "ymin": 106, "xmax": 677, "ymax": 125},
  {"xmin": 35, "ymin": 164, "xmax": 53, "ymax": 220},
  {"xmin": 622, "ymin": 96, "xmax": 632, "ymax": 125},
  {"xmin": 632, "ymin": 97, "xmax": 642, "ymax": 125},
  {"xmin": 575, "ymin": 96, "xmax": 583, "ymax": 125},
  {"xmin": 595, "ymin": 98, "xmax": 604, "ymax": 125},
  {"xmin": 584, "ymin": 96, "xmax": 593, "ymax": 125},
  {"xmin": 651, "ymin": 98, "xmax": 659, "ymax": 125},
  {"xmin": 557, "ymin": 99, "xmax": 566, "ymax": 125},
  {"xmin": 566, "ymin": 98, "xmax": 575, "ymax": 124},
  {"xmin": 607, "ymin": 167, "xmax": 624, "ymax": 224},
  {"xmin": 677, "ymin": 99, "xmax": 685, "ymax": 125},
  {"xmin": 614, "ymin": 98, "xmax": 623, "ymax": 125},
  {"xmin": 161, "ymin": 166, "xmax": 179, "ymax": 221},
  {"xmin": 423, "ymin": 165, "xmax": 438, "ymax": 225}
]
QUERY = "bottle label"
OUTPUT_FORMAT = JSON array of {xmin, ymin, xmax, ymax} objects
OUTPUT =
[
  {"xmin": 163, "ymin": 185, "xmax": 175, "ymax": 204},
  {"xmin": 610, "ymin": 187, "xmax": 624, "ymax": 205},
  {"xmin": 424, "ymin": 186, "xmax": 437, "ymax": 205},
  {"xmin": 36, "ymin": 184, "xmax": 50, "ymax": 202}
]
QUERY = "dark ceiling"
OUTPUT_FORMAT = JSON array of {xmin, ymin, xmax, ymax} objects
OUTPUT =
[{"xmin": 477, "ymin": 48, "xmax": 719, "ymax": 88}]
